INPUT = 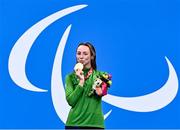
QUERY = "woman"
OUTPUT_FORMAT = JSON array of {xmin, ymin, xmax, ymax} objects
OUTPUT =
[{"xmin": 65, "ymin": 42, "xmax": 110, "ymax": 129}]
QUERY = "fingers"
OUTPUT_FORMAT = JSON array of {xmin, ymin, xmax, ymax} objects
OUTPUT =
[
  {"xmin": 75, "ymin": 69, "xmax": 84, "ymax": 80},
  {"xmin": 79, "ymin": 70, "xmax": 84, "ymax": 76},
  {"xmin": 95, "ymin": 87, "xmax": 103, "ymax": 96},
  {"xmin": 75, "ymin": 69, "xmax": 83, "ymax": 76}
]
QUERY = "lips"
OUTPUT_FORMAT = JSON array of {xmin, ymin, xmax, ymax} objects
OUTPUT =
[{"xmin": 79, "ymin": 60, "xmax": 84, "ymax": 64}]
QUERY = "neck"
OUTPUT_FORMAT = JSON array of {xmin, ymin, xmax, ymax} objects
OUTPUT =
[{"xmin": 84, "ymin": 64, "xmax": 91, "ymax": 70}]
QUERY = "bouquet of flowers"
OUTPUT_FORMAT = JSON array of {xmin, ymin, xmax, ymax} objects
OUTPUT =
[{"xmin": 88, "ymin": 73, "xmax": 112, "ymax": 97}]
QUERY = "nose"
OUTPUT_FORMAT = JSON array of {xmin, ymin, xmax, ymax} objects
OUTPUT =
[{"xmin": 79, "ymin": 54, "xmax": 84, "ymax": 59}]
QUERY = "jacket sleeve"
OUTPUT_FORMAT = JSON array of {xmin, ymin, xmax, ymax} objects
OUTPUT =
[{"xmin": 65, "ymin": 75, "xmax": 84, "ymax": 107}]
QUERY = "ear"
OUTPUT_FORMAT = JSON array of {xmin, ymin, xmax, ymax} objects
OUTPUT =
[{"xmin": 91, "ymin": 56, "xmax": 94, "ymax": 60}]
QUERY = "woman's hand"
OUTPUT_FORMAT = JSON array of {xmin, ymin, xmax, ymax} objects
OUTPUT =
[
  {"xmin": 95, "ymin": 86, "xmax": 103, "ymax": 96},
  {"xmin": 75, "ymin": 68, "xmax": 84, "ymax": 86}
]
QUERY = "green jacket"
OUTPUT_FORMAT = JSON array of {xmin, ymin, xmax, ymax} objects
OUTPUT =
[{"xmin": 65, "ymin": 69, "xmax": 106, "ymax": 128}]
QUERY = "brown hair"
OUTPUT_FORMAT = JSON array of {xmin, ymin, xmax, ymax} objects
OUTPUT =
[{"xmin": 77, "ymin": 42, "xmax": 97, "ymax": 70}]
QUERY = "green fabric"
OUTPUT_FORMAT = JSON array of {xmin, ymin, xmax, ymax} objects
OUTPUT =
[{"xmin": 65, "ymin": 69, "xmax": 106, "ymax": 128}]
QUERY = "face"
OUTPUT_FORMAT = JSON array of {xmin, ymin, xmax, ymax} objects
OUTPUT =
[{"xmin": 76, "ymin": 45, "xmax": 92, "ymax": 69}]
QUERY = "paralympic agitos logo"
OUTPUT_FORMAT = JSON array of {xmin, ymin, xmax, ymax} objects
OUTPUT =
[{"xmin": 8, "ymin": 4, "xmax": 179, "ymax": 123}]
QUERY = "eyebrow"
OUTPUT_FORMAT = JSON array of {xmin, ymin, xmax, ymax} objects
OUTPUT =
[{"xmin": 77, "ymin": 50, "xmax": 89, "ymax": 53}]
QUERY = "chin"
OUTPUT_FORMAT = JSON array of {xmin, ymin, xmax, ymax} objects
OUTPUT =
[{"xmin": 79, "ymin": 62, "xmax": 85, "ymax": 65}]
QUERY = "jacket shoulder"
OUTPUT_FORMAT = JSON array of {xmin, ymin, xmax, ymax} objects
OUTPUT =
[{"xmin": 95, "ymin": 70, "xmax": 108, "ymax": 76}]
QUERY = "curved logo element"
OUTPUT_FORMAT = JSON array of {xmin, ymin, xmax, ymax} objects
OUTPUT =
[
  {"xmin": 102, "ymin": 57, "xmax": 179, "ymax": 112},
  {"xmin": 51, "ymin": 25, "xmax": 71, "ymax": 123},
  {"xmin": 8, "ymin": 4, "xmax": 88, "ymax": 92},
  {"xmin": 8, "ymin": 4, "xmax": 179, "ymax": 124}
]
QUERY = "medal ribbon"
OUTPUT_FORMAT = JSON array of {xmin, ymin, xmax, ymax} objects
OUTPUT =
[{"xmin": 84, "ymin": 68, "xmax": 93, "ymax": 80}]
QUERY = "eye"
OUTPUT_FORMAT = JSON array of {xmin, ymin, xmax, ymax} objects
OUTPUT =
[
  {"xmin": 84, "ymin": 52, "xmax": 88, "ymax": 55},
  {"xmin": 77, "ymin": 52, "xmax": 81, "ymax": 55}
]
